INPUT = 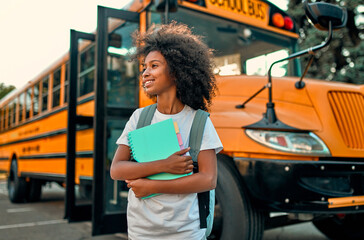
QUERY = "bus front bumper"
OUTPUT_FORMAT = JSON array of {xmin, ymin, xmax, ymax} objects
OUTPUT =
[{"xmin": 234, "ymin": 157, "xmax": 364, "ymax": 213}]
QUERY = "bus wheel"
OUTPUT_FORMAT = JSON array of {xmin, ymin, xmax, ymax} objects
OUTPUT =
[
  {"xmin": 27, "ymin": 179, "xmax": 42, "ymax": 202},
  {"xmin": 7, "ymin": 160, "xmax": 28, "ymax": 203},
  {"xmin": 313, "ymin": 213, "xmax": 364, "ymax": 240},
  {"xmin": 209, "ymin": 156, "xmax": 264, "ymax": 240}
]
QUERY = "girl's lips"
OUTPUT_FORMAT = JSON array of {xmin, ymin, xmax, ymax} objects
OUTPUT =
[{"xmin": 143, "ymin": 80, "xmax": 154, "ymax": 88}]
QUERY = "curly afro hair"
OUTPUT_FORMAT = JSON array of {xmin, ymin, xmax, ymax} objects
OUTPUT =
[{"xmin": 132, "ymin": 21, "xmax": 217, "ymax": 111}]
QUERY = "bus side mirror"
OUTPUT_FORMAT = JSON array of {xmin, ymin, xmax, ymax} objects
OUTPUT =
[
  {"xmin": 155, "ymin": 0, "xmax": 178, "ymax": 13},
  {"xmin": 303, "ymin": 0, "xmax": 347, "ymax": 31}
]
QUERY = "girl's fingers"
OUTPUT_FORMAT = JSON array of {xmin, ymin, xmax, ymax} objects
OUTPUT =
[
  {"xmin": 125, "ymin": 180, "xmax": 132, "ymax": 188},
  {"xmin": 175, "ymin": 147, "xmax": 190, "ymax": 155}
]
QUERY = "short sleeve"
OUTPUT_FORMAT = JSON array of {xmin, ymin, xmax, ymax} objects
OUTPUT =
[
  {"xmin": 116, "ymin": 108, "xmax": 142, "ymax": 146},
  {"xmin": 200, "ymin": 117, "xmax": 223, "ymax": 154}
]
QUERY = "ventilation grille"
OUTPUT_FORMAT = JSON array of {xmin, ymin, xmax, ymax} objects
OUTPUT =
[{"xmin": 328, "ymin": 91, "xmax": 364, "ymax": 149}]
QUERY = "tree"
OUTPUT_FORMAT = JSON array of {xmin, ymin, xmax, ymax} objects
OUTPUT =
[
  {"xmin": 0, "ymin": 83, "xmax": 16, "ymax": 100},
  {"xmin": 287, "ymin": 0, "xmax": 364, "ymax": 84}
]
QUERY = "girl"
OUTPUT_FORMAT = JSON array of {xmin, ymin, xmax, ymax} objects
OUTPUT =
[{"xmin": 110, "ymin": 22, "xmax": 223, "ymax": 240}]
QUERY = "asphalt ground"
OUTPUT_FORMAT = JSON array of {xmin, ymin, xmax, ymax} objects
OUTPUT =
[{"xmin": 0, "ymin": 177, "xmax": 328, "ymax": 240}]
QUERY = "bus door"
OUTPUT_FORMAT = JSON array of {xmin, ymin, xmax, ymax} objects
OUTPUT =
[
  {"xmin": 65, "ymin": 30, "xmax": 95, "ymax": 222},
  {"xmin": 93, "ymin": 6, "xmax": 139, "ymax": 235}
]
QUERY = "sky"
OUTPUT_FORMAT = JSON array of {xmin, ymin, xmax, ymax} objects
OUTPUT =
[{"xmin": 0, "ymin": 0, "xmax": 287, "ymax": 90}]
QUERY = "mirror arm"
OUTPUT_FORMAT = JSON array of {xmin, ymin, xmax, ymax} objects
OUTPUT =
[
  {"xmin": 236, "ymin": 21, "xmax": 332, "ymax": 110},
  {"xmin": 267, "ymin": 21, "xmax": 333, "ymax": 95},
  {"xmin": 295, "ymin": 21, "xmax": 333, "ymax": 89},
  {"xmin": 295, "ymin": 55, "xmax": 314, "ymax": 89},
  {"xmin": 236, "ymin": 83, "xmax": 271, "ymax": 109}
]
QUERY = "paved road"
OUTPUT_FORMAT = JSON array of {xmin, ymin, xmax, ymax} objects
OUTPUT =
[{"xmin": 0, "ymin": 179, "xmax": 328, "ymax": 240}]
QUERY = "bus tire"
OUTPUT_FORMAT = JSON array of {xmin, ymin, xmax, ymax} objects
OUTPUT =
[
  {"xmin": 7, "ymin": 160, "xmax": 28, "ymax": 203},
  {"xmin": 313, "ymin": 214, "xmax": 364, "ymax": 240},
  {"xmin": 27, "ymin": 179, "xmax": 42, "ymax": 202},
  {"xmin": 209, "ymin": 155, "xmax": 264, "ymax": 240}
]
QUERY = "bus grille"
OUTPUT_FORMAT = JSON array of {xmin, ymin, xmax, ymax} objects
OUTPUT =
[{"xmin": 328, "ymin": 91, "xmax": 364, "ymax": 149}]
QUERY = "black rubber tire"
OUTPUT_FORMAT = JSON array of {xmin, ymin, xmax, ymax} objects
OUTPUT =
[
  {"xmin": 209, "ymin": 156, "xmax": 264, "ymax": 240},
  {"xmin": 313, "ymin": 214, "xmax": 364, "ymax": 240},
  {"xmin": 27, "ymin": 179, "xmax": 42, "ymax": 202},
  {"xmin": 7, "ymin": 160, "xmax": 28, "ymax": 203}
]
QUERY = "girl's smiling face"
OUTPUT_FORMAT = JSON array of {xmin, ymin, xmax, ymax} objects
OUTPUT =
[{"xmin": 142, "ymin": 51, "xmax": 176, "ymax": 97}]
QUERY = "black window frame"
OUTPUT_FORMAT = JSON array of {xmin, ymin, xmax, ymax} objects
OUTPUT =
[
  {"xmin": 79, "ymin": 44, "xmax": 95, "ymax": 97},
  {"xmin": 25, "ymin": 88, "xmax": 32, "ymax": 119},
  {"xmin": 33, "ymin": 82, "xmax": 40, "ymax": 117},
  {"xmin": 42, "ymin": 76, "xmax": 49, "ymax": 112},
  {"xmin": 64, "ymin": 62, "xmax": 69, "ymax": 104},
  {"xmin": 52, "ymin": 66, "xmax": 62, "ymax": 108}
]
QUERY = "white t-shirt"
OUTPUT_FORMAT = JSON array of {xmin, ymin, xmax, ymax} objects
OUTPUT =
[{"xmin": 116, "ymin": 105, "xmax": 223, "ymax": 240}]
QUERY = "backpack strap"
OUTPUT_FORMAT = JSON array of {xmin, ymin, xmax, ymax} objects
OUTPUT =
[
  {"xmin": 189, "ymin": 109, "xmax": 210, "ymax": 165},
  {"xmin": 188, "ymin": 109, "xmax": 210, "ymax": 229},
  {"xmin": 136, "ymin": 103, "xmax": 157, "ymax": 129}
]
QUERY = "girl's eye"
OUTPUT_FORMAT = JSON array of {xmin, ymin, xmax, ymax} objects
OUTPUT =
[
  {"xmin": 152, "ymin": 64, "xmax": 158, "ymax": 68},
  {"xmin": 140, "ymin": 68, "xmax": 146, "ymax": 74}
]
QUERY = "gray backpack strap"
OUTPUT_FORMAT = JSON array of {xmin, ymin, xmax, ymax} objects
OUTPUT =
[
  {"xmin": 136, "ymin": 103, "xmax": 157, "ymax": 129},
  {"xmin": 188, "ymin": 109, "xmax": 210, "ymax": 230},
  {"xmin": 189, "ymin": 109, "xmax": 210, "ymax": 165}
]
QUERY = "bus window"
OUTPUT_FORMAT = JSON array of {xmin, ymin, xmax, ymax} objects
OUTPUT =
[
  {"xmin": 3, "ymin": 107, "xmax": 7, "ymax": 130},
  {"xmin": 0, "ymin": 108, "xmax": 3, "ymax": 131},
  {"xmin": 26, "ymin": 88, "xmax": 31, "ymax": 119},
  {"xmin": 19, "ymin": 94, "xmax": 24, "ymax": 123},
  {"xmin": 107, "ymin": 21, "xmax": 139, "ymax": 108},
  {"xmin": 4, "ymin": 107, "xmax": 7, "ymax": 129},
  {"xmin": 79, "ymin": 45, "xmax": 95, "ymax": 97},
  {"xmin": 42, "ymin": 76, "xmax": 49, "ymax": 112},
  {"xmin": 7, "ymin": 105, "xmax": 11, "ymax": 128},
  {"xmin": 166, "ymin": 8, "xmax": 297, "ymax": 77},
  {"xmin": 246, "ymin": 49, "xmax": 289, "ymax": 77},
  {"xmin": 53, "ymin": 67, "xmax": 61, "ymax": 108},
  {"xmin": 8, "ymin": 100, "xmax": 16, "ymax": 127},
  {"xmin": 33, "ymin": 83, "xmax": 40, "ymax": 116},
  {"xmin": 64, "ymin": 63, "xmax": 69, "ymax": 103}
]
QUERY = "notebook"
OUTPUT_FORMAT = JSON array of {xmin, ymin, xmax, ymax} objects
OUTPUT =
[{"xmin": 128, "ymin": 118, "xmax": 188, "ymax": 181}]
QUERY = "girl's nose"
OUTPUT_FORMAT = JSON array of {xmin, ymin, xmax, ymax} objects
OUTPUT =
[{"xmin": 142, "ymin": 68, "xmax": 150, "ymax": 77}]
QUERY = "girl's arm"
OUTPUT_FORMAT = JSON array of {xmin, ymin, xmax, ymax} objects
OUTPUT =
[
  {"xmin": 110, "ymin": 144, "xmax": 194, "ymax": 180},
  {"xmin": 126, "ymin": 149, "xmax": 217, "ymax": 198}
]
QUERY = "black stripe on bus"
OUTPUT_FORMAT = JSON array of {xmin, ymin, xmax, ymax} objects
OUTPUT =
[
  {"xmin": 19, "ymin": 151, "xmax": 93, "ymax": 160},
  {"xmin": 0, "ymin": 157, "xmax": 8, "ymax": 161},
  {"xmin": 0, "ymin": 125, "xmax": 91, "ymax": 147},
  {"xmin": 21, "ymin": 172, "xmax": 66, "ymax": 182}
]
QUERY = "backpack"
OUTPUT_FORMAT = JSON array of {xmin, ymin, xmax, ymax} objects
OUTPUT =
[{"xmin": 136, "ymin": 103, "xmax": 215, "ymax": 237}]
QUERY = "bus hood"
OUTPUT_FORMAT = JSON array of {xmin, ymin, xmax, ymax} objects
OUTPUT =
[{"xmin": 211, "ymin": 75, "xmax": 322, "ymax": 131}]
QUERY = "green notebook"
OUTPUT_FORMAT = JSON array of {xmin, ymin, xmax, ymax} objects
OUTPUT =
[{"xmin": 128, "ymin": 118, "xmax": 189, "ymax": 181}]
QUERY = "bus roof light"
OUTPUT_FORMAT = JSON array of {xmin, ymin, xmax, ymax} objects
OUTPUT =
[
  {"xmin": 284, "ymin": 16, "xmax": 294, "ymax": 30},
  {"xmin": 272, "ymin": 13, "xmax": 284, "ymax": 28}
]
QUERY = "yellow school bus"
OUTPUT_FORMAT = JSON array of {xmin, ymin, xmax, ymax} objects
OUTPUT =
[{"xmin": 0, "ymin": 0, "xmax": 363, "ymax": 239}]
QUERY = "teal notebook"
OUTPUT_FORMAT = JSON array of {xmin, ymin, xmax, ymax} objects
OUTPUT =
[{"xmin": 128, "ymin": 118, "xmax": 189, "ymax": 181}]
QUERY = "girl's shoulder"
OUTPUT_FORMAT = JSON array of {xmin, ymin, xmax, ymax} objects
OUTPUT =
[{"xmin": 127, "ymin": 107, "xmax": 144, "ymax": 126}]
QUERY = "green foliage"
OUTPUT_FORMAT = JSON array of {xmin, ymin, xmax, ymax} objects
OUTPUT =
[
  {"xmin": 287, "ymin": 0, "xmax": 363, "ymax": 84},
  {"xmin": 0, "ymin": 83, "xmax": 16, "ymax": 100}
]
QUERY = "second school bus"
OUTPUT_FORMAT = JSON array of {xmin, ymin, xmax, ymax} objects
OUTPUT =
[{"xmin": 0, "ymin": 0, "xmax": 363, "ymax": 239}]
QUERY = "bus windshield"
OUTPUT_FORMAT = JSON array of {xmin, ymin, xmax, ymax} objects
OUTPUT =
[{"xmin": 163, "ymin": 8, "xmax": 298, "ymax": 77}]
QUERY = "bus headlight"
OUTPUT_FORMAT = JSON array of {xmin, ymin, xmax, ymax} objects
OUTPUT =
[{"xmin": 245, "ymin": 130, "xmax": 331, "ymax": 156}]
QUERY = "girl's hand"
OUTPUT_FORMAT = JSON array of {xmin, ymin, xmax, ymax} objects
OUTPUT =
[
  {"xmin": 164, "ymin": 147, "xmax": 193, "ymax": 174},
  {"xmin": 126, "ymin": 179, "xmax": 153, "ymax": 198}
]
